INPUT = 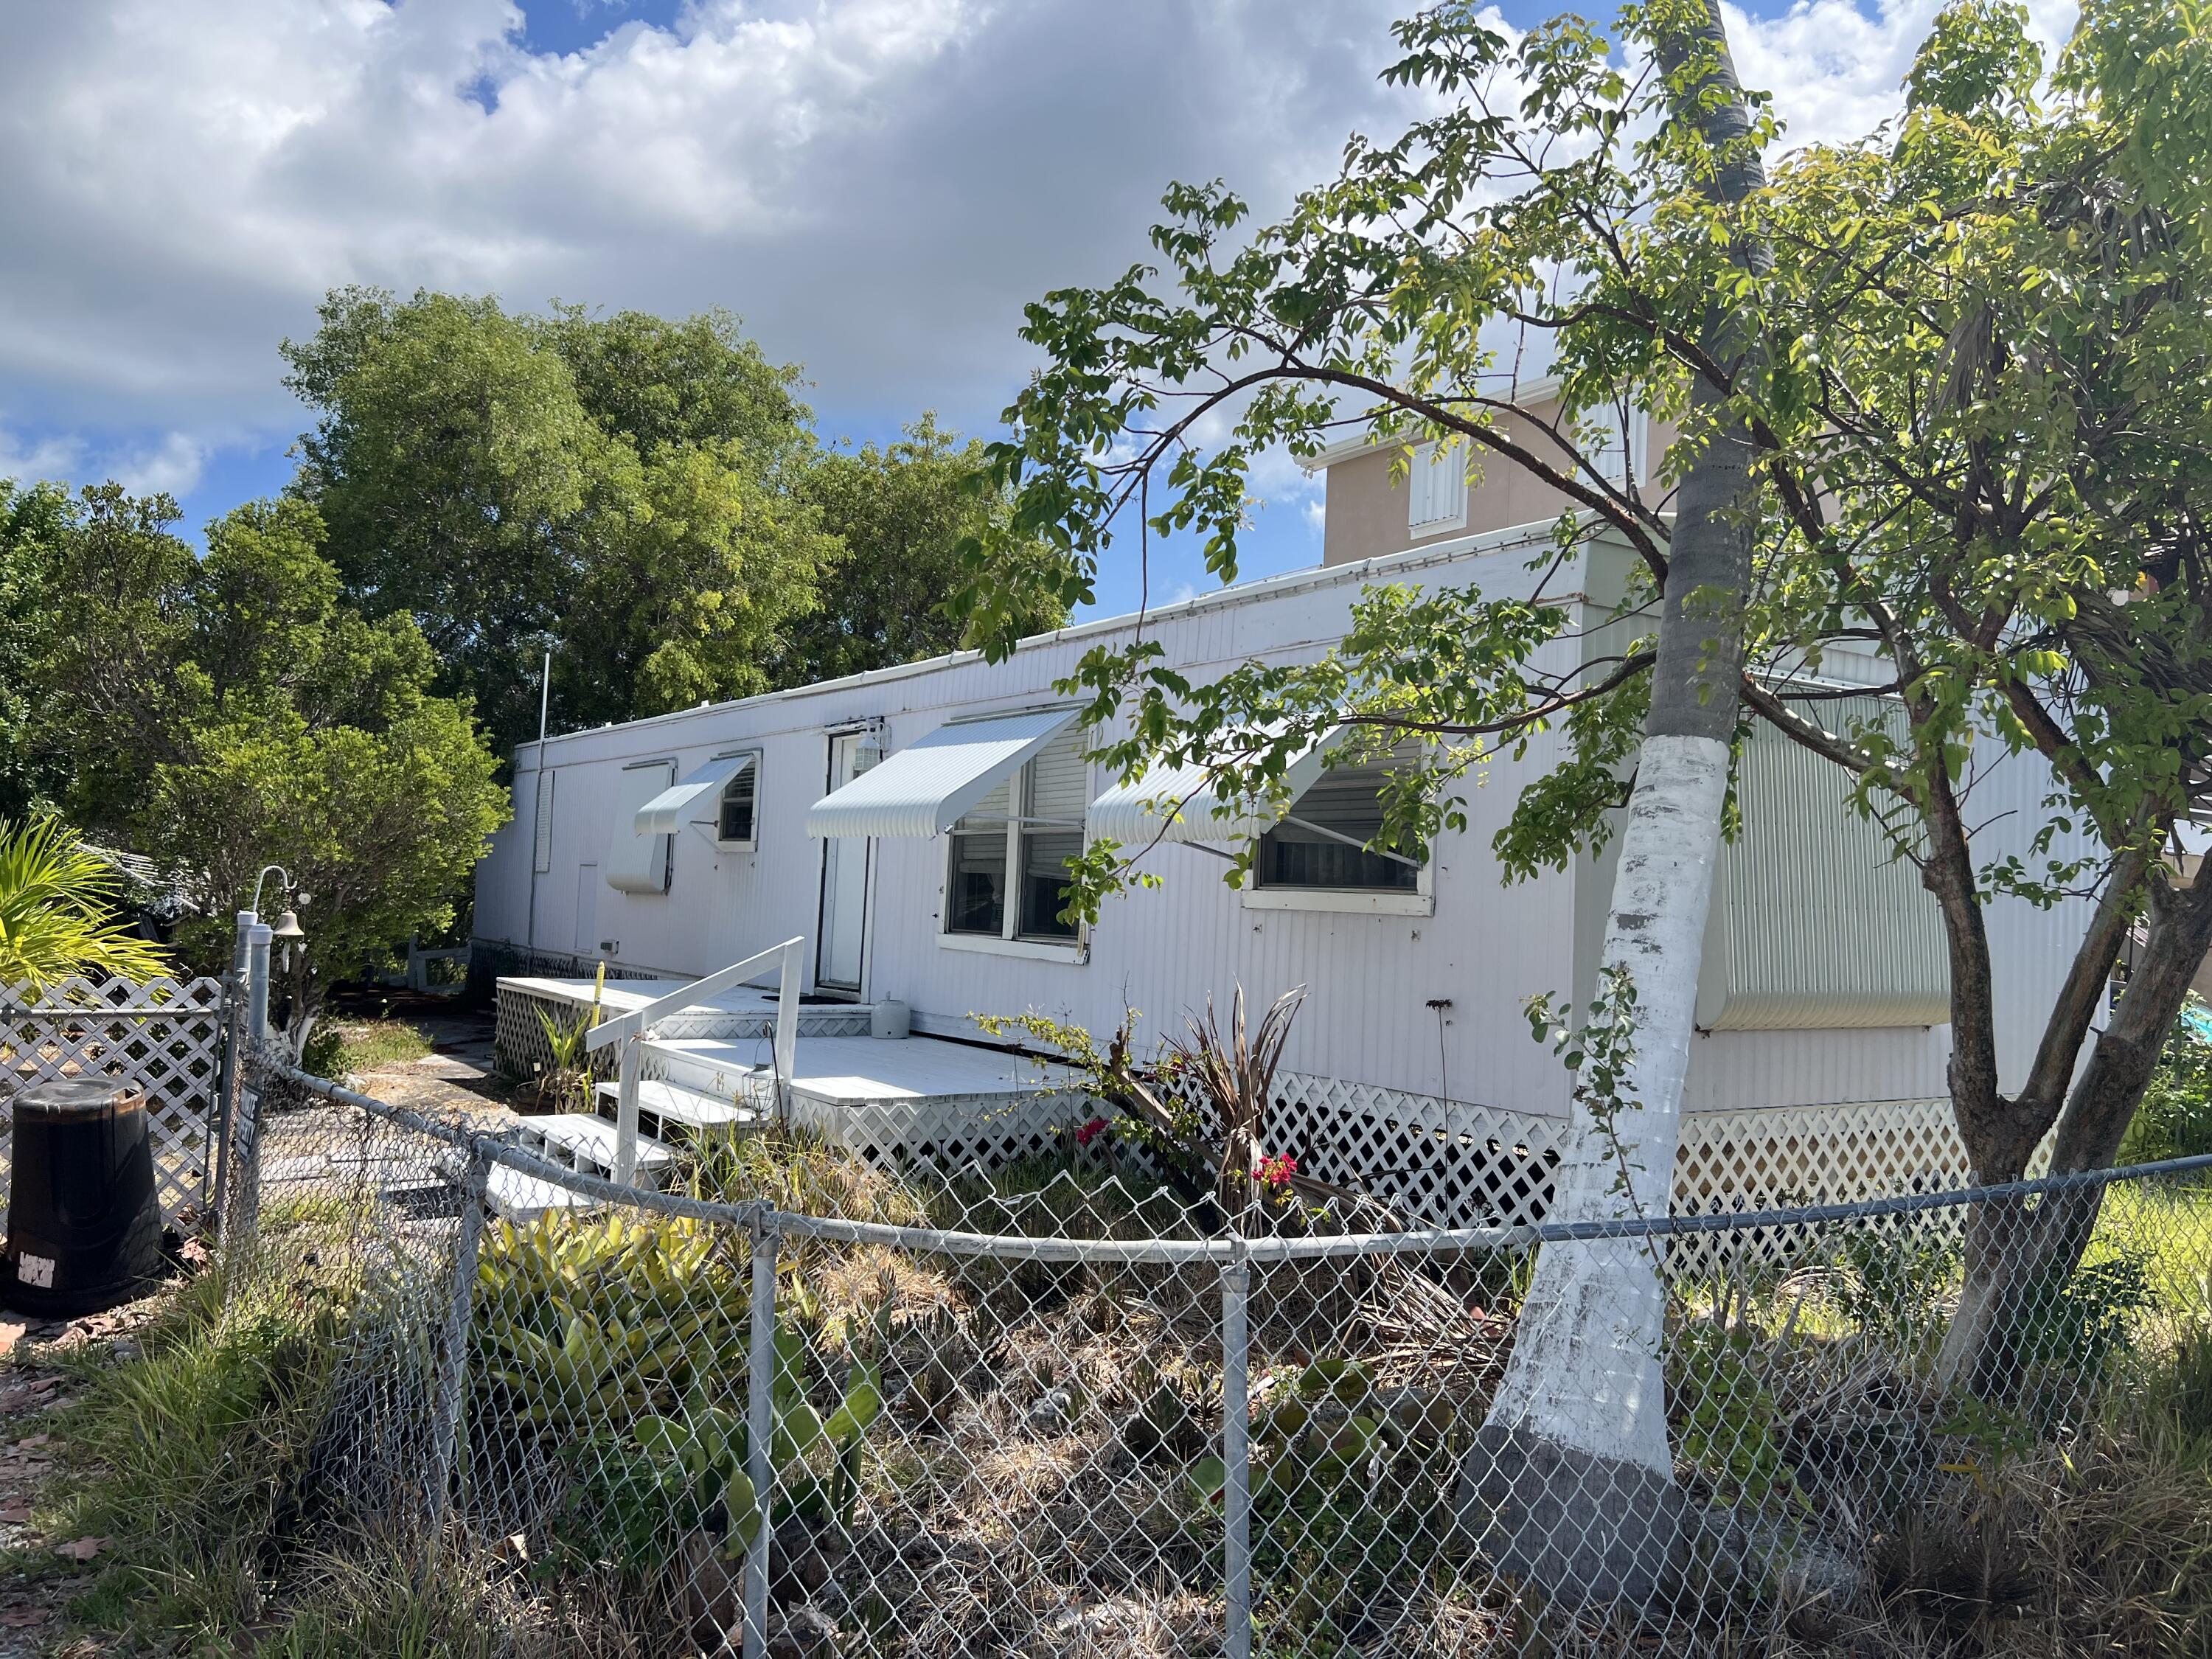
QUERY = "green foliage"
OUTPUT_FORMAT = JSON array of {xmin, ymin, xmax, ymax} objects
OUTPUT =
[
  {"xmin": 1669, "ymin": 1324, "xmax": 1800, "ymax": 1512},
  {"xmin": 785, "ymin": 414, "xmax": 1069, "ymax": 684},
  {"xmin": 0, "ymin": 815, "xmax": 168, "ymax": 992},
  {"xmin": 943, "ymin": 0, "xmax": 2212, "ymax": 1211},
  {"xmin": 485, "ymin": 1209, "xmax": 888, "ymax": 1573},
  {"xmin": 2020, "ymin": 1254, "xmax": 2156, "ymax": 1382},
  {"xmin": 56, "ymin": 1271, "xmax": 347, "ymax": 1644},
  {"xmin": 474, "ymin": 1211, "xmax": 752, "ymax": 1430},
  {"xmin": 1829, "ymin": 1223, "xmax": 1966, "ymax": 1350},
  {"xmin": 1231, "ymin": 1354, "xmax": 1464, "ymax": 1650},
  {"xmin": 299, "ymin": 1016, "xmax": 433, "ymax": 1079},
  {"xmin": 2121, "ymin": 997, "xmax": 2212, "ymax": 1164},
  {"xmin": 284, "ymin": 288, "xmax": 841, "ymax": 754},
  {"xmin": 17, "ymin": 486, "xmax": 507, "ymax": 1020}
]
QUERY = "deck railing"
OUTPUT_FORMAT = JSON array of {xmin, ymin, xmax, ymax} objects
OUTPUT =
[{"xmin": 583, "ymin": 936, "xmax": 804, "ymax": 1183}]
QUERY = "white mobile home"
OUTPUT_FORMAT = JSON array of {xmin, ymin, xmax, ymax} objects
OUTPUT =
[{"xmin": 473, "ymin": 425, "xmax": 2090, "ymax": 1225}]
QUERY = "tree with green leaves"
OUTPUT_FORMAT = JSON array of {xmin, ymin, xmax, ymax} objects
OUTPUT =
[
  {"xmin": 785, "ymin": 414, "xmax": 1070, "ymax": 683},
  {"xmin": 18, "ymin": 489, "xmax": 507, "ymax": 1047},
  {"xmin": 953, "ymin": 0, "xmax": 2212, "ymax": 1604},
  {"xmin": 284, "ymin": 289, "xmax": 840, "ymax": 753}
]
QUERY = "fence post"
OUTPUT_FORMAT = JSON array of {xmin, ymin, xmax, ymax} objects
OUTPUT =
[
  {"xmin": 744, "ymin": 1212, "xmax": 779, "ymax": 1659},
  {"xmin": 208, "ymin": 972, "xmax": 242, "ymax": 1226},
  {"xmin": 246, "ymin": 922, "xmax": 273, "ymax": 1048},
  {"xmin": 228, "ymin": 922, "xmax": 276, "ymax": 1249},
  {"xmin": 427, "ymin": 1141, "xmax": 490, "ymax": 1550},
  {"xmin": 1222, "ymin": 1251, "xmax": 1253, "ymax": 1659},
  {"xmin": 613, "ymin": 1037, "xmax": 642, "ymax": 1186},
  {"xmin": 773, "ymin": 939, "xmax": 800, "ymax": 1123},
  {"xmin": 206, "ymin": 912, "xmax": 256, "ymax": 1222}
]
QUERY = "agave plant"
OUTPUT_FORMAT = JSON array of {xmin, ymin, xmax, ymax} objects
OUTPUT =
[
  {"xmin": 533, "ymin": 960, "xmax": 607, "ymax": 1110},
  {"xmin": 0, "ymin": 817, "xmax": 168, "ymax": 997}
]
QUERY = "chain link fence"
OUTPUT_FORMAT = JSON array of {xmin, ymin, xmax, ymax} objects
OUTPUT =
[{"xmin": 215, "ymin": 1046, "xmax": 2212, "ymax": 1658}]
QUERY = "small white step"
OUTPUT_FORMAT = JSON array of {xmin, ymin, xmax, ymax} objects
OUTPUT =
[
  {"xmin": 514, "ymin": 1113, "xmax": 678, "ymax": 1183},
  {"xmin": 594, "ymin": 1077, "xmax": 770, "ymax": 1138},
  {"xmin": 639, "ymin": 1037, "xmax": 776, "ymax": 1099},
  {"xmin": 485, "ymin": 1164, "xmax": 597, "ymax": 1220}
]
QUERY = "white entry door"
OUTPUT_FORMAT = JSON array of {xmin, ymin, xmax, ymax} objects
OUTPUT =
[{"xmin": 816, "ymin": 734, "xmax": 874, "ymax": 993}]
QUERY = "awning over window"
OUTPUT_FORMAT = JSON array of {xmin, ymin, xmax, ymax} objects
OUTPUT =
[
  {"xmin": 805, "ymin": 708, "xmax": 1080, "ymax": 839},
  {"xmin": 1085, "ymin": 726, "xmax": 1350, "ymax": 846},
  {"xmin": 634, "ymin": 751, "xmax": 755, "ymax": 836}
]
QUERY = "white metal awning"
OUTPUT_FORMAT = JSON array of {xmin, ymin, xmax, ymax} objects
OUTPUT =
[
  {"xmin": 1085, "ymin": 726, "xmax": 1351, "ymax": 846},
  {"xmin": 805, "ymin": 707, "xmax": 1081, "ymax": 839},
  {"xmin": 634, "ymin": 751, "xmax": 755, "ymax": 836}
]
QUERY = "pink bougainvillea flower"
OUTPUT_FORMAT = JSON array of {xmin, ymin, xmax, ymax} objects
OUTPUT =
[
  {"xmin": 1074, "ymin": 1116, "xmax": 1110, "ymax": 1148},
  {"xmin": 1256, "ymin": 1153, "xmax": 1298, "ymax": 1191}
]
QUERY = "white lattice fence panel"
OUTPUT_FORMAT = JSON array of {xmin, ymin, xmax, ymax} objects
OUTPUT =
[
  {"xmin": 1672, "ymin": 1096, "xmax": 1966, "ymax": 1212},
  {"xmin": 1, "ymin": 975, "xmax": 226, "ymax": 1225}
]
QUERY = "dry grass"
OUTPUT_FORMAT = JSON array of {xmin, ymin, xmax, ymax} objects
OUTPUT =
[{"xmin": 46, "ymin": 1116, "xmax": 2212, "ymax": 1658}]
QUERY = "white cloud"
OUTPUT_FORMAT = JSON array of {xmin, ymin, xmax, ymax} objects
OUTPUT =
[
  {"xmin": 0, "ymin": 0, "xmax": 2087, "ymax": 528},
  {"xmin": 1727, "ymin": 0, "xmax": 2078, "ymax": 154},
  {"xmin": 0, "ymin": 424, "xmax": 204, "ymax": 499},
  {"xmin": 0, "ymin": 0, "xmax": 1419, "ymax": 459}
]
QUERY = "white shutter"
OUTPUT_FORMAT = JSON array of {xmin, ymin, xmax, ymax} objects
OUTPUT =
[
  {"xmin": 532, "ymin": 771, "xmax": 556, "ymax": 873},
  {"xmin": 1408, "ymin": 442, "xmax": 1465, "ymax": 532},
  {"xmin": 1023, "ymin": 728, "xmax": 1090, "ymax": 826},
  {"xmin": 1407, "ymin": 442, "xmax": 1435, "ymax": 529}
]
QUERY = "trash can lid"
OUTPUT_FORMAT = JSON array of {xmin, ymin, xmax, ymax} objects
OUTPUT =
[{"xmin": 15, "ymin": 1079, "xmax": 144, "ymax": 1121}]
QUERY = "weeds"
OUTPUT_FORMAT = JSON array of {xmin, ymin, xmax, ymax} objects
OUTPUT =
[
  {"xmin": 302, "ymin": 1016, "xmax": 434, "ymax": 1079},
  {"xmin": 50, "ymin": 1270, "xmax": 344, "ymax": 1647}
]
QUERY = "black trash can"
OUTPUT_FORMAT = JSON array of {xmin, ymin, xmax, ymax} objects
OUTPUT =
[{"xmin": 3, "ymin": 1079, "xmax": 164, "ymax": 1317}]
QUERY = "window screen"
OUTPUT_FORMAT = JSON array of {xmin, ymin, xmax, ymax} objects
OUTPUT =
[
  {"xmin": 1258, "ymin": 762, "xmax": 1422, "ymax": 891},
  {"xmin": 947, "ymin": 779, "xmax": 1009, "ymax": 935},
  {"xmin": 718, "ymin": 759, "xmax": 757, "ymax": 843}
]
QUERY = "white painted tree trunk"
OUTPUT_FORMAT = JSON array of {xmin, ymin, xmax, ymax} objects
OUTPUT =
[
  {"xmin": 1461, "ymin": 734, "xmax": 1732, "ymax": 1604},
  {"xmin": 1457, "ymin": 0, "xmax": 1768, "ymax": 1610},
  {"xmin": 1484, "ymin": 731, "xmax": 1730, "ymax": 1467}
]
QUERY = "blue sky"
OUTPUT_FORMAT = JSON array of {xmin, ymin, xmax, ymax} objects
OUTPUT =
[{"xmin": 0, "ymin": 0, "xmax": 2078, "ymax": 626}]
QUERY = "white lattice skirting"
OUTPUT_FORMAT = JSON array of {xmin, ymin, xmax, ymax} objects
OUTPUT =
[
  {"xmin": 1, "ymin": 975, "xmax": 226, "ymax": 1224},
  {"xmin": 1269, "ymin": 1075, "xmax": 1984, "ymax": 1233},
  {"xmin": 786, "ymin": 1088, "xmax": 1096, "ymax": 1182}
]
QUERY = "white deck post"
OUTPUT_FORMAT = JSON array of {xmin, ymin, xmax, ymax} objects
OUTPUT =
[
  {"xmin": 613, "ymin": 1036, "xmax": 642, "ymax": 1186},
  {"xmin": 773, "ymin": 939, "xmax": 801, "ymax": 1122}
]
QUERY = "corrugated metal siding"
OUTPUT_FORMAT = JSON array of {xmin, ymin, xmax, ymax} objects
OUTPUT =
[
  {"xmin": 1697, "ymin": 706, "xmax": 1951, "ymax": 1030},
  {"xmin": 476, "ymin": 531, "xmax": 2093, "ymax": 1121}
]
